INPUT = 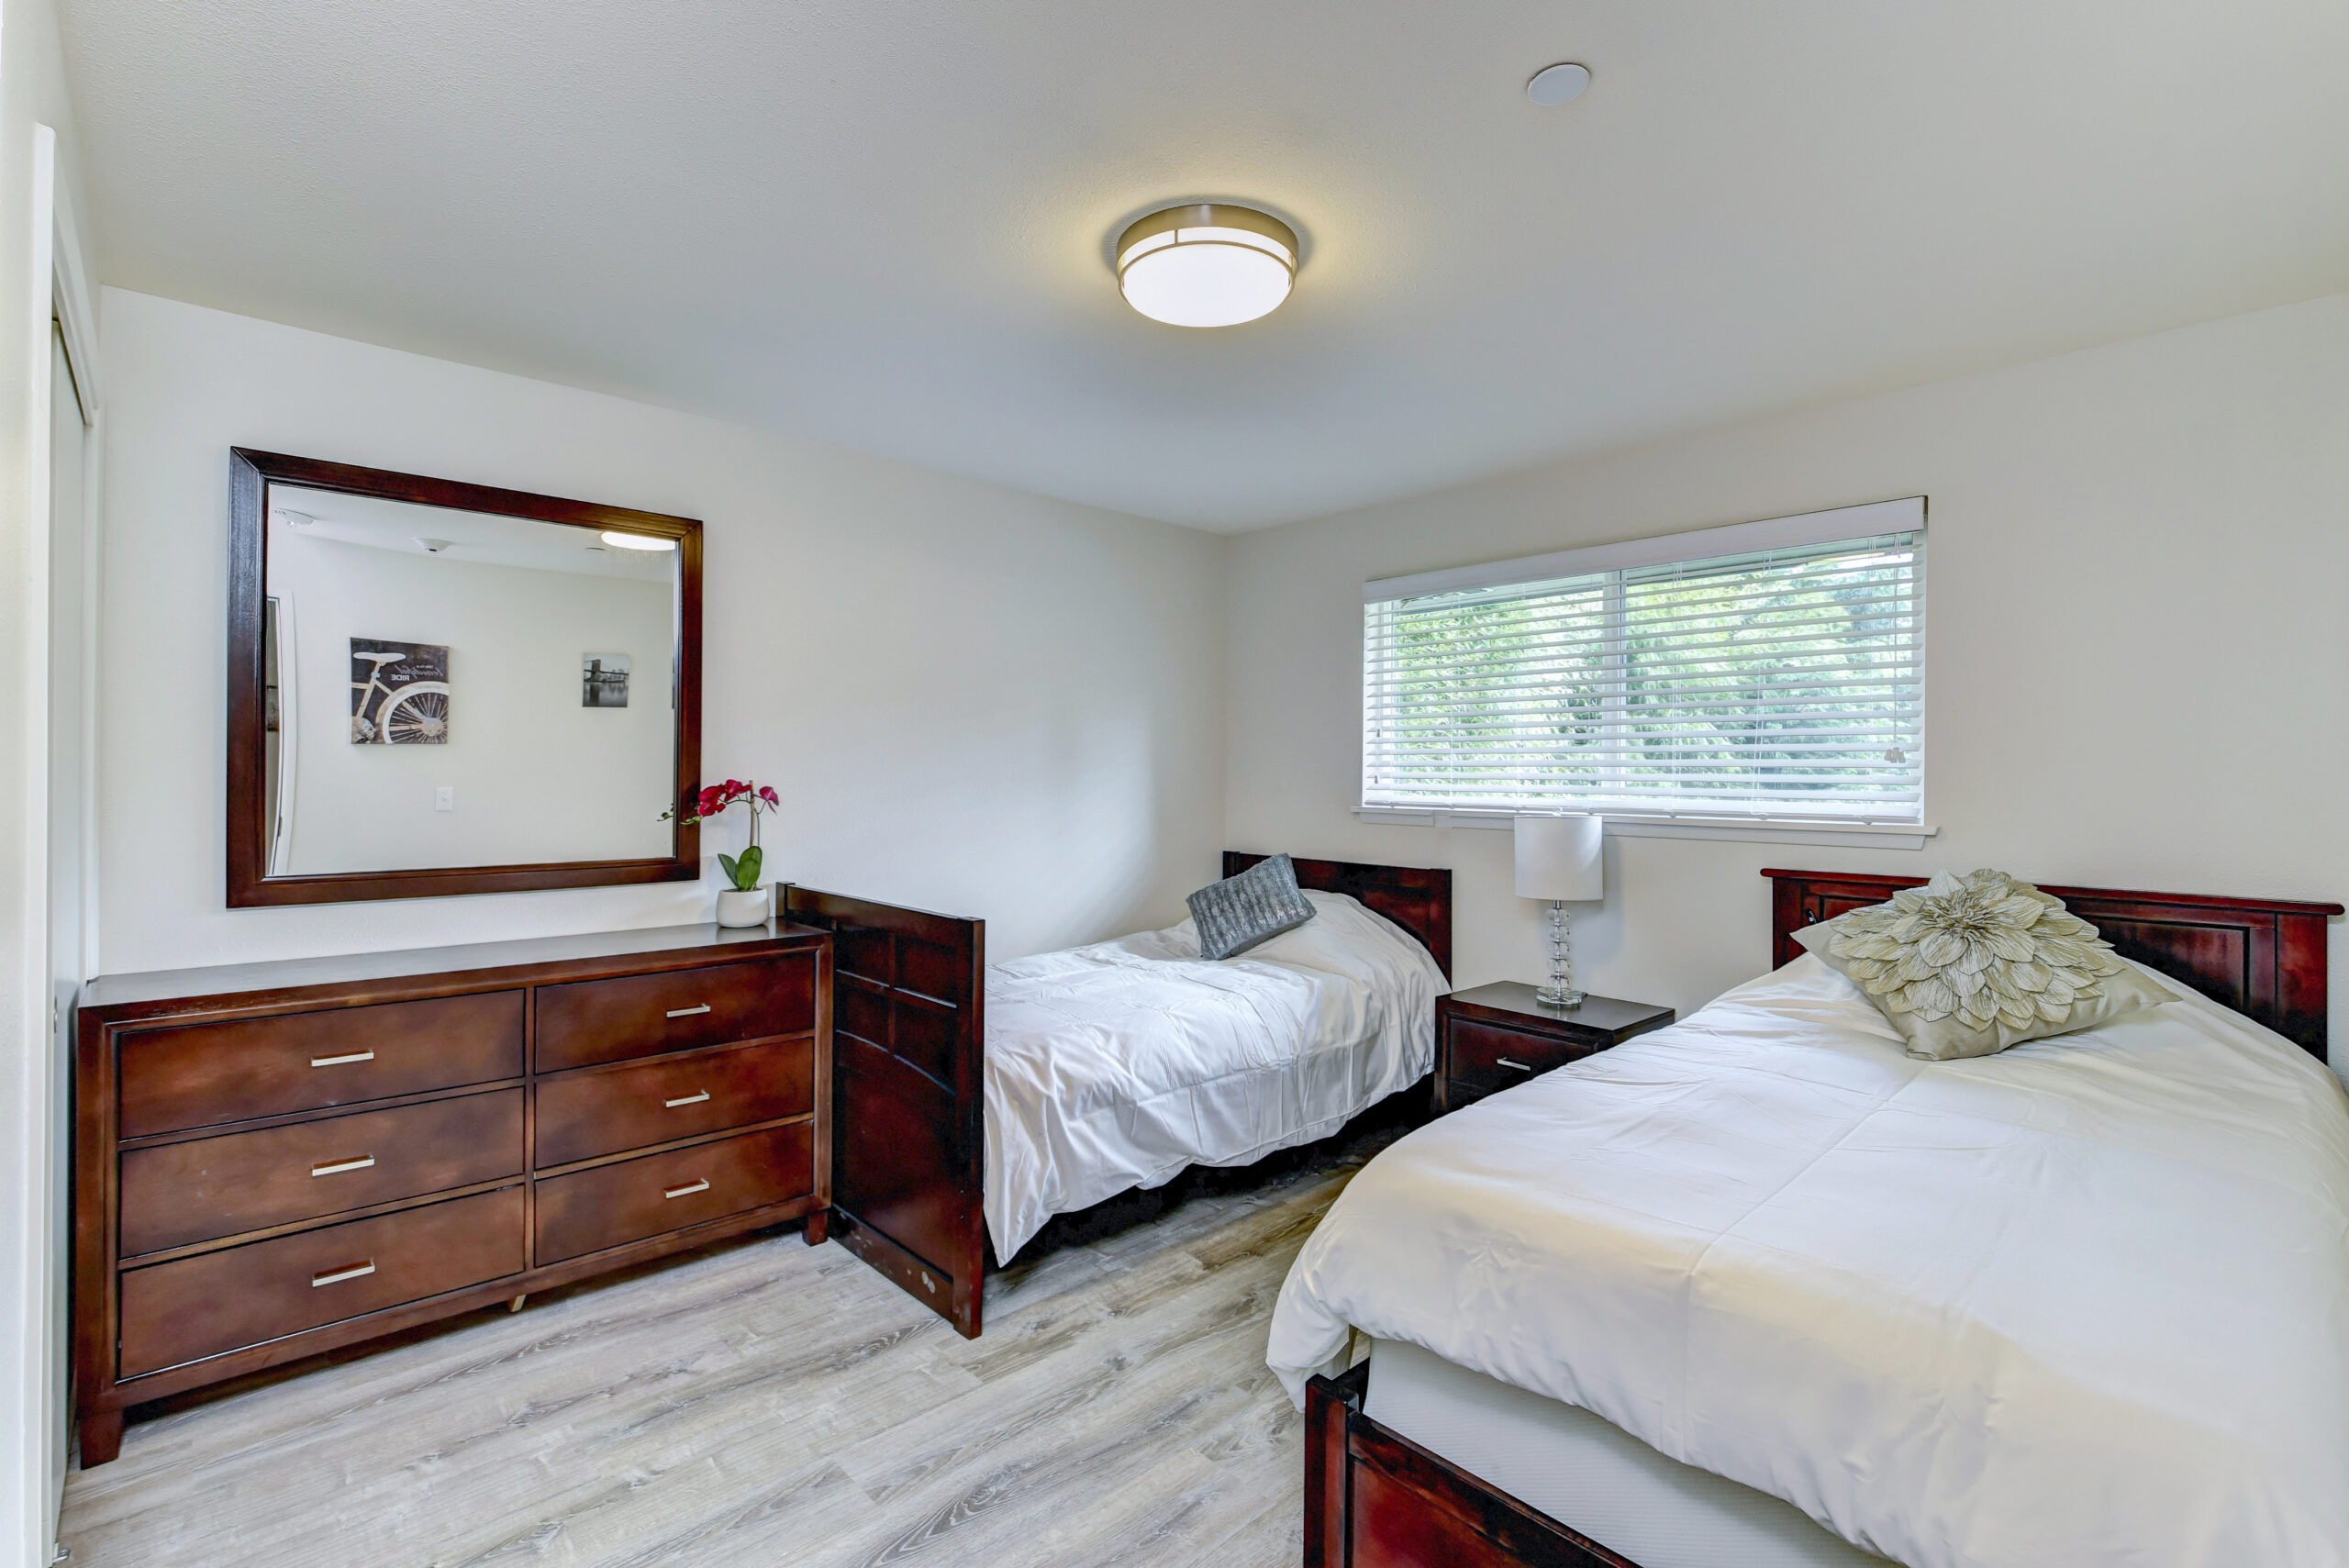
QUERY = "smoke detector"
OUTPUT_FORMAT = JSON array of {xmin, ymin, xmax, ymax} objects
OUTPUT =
[{"xmin": 1528, "ymin": 62, "xmax": 1592, "ymax": 106}]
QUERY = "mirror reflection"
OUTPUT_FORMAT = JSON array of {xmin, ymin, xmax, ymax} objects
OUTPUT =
[{"xmin": 261, "ymin": 484, "xmax": 679, "ymax": 875}]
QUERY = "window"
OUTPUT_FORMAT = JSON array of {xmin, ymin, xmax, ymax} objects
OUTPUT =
[{"xmin": 1363, "ymin": 499, "xmax": 1924, "ymax": 826}]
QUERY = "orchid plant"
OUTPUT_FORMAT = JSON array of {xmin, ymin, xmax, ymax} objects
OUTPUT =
[{"xmin": 664, "ymin": 779, "xmax": 780, "ymax": 891}]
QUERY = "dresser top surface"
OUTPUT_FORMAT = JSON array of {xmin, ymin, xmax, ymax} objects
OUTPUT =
[{"xmin": 82, "ymin": 920, "xmax": 829, "ymax": 1017}]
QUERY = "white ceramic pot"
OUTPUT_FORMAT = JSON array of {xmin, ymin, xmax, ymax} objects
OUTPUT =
[{"xmin": 715, "ymin": 886, "xmax": 770, "ymax": 928}]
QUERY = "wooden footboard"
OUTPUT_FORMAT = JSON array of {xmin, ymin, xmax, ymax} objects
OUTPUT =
[
  {"xmin": 783, "ymin": 884, "xmax": 986, "ymax": 1338},
  {"xmin": 1305, "ymin": 1362, "xmax": 1643, "ymax": 1568}
]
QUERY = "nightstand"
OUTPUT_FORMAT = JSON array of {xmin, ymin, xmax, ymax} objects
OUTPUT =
[{"xmin": 1435, "ymin": 983, "xmax": 1675, "ymax": 1114}]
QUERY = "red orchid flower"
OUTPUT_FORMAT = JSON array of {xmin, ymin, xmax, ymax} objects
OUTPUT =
[{"xmin": 662, "ymin": 775, "xmax": 782, "ymax": 835}]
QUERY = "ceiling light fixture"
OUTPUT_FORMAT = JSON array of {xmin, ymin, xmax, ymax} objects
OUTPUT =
[
  {"xmin": 599, "ymin": 530, "xmax": 677, "ymax": 551},
  {"xmin": 1527, "ymin": 61, "xmax": 1592, "ymax": 106},
  {"xmin": 1115, "ymin": 203, "xmax": 1297, "ymax": 328}
]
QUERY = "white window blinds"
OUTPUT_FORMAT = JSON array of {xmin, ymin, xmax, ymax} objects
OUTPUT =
[{"xmin": 1363, "ymin": 501, "xmax": 1925, "ymax": 823}]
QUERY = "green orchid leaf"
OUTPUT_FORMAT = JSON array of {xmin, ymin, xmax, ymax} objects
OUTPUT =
[
  {"xmin": 734, "ymin": 846, "xmax": 763, "ymax": 890},
  {"xmin": 717, "ymin": 851, "xmax": 739, "ymax": 886}
]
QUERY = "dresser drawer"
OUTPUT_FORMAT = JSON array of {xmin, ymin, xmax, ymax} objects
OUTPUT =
[
  {"xmin": 1446, "ymin": 1018, "xmax": 1597, "ymax": 1104},
  {"xmin": 536, "ymin": 1039, "xmax": 815, "ymax": 1168},
  {"xmin": 534, "ymin": 957, "xmax": 817, "ymax": 1073},
  {"xmin": 119, "ymin": 1090, "xmax": 525, "ymax": 1257},
  {"xmin": 117, "ymin": 992, "xmax": 525, "ymax": 1140},
  {"xmin": 117, "ymin": 1186, "xmax": 524, "ymax": 1378},
  {"xmin": 534, "ymin": 1124, "xmax": 814, "ymax": 1264}
]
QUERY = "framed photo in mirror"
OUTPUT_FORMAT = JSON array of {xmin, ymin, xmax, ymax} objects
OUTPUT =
[{"xmin": 227, "ymin": 449, "xmax": 704, "ymax": 906}]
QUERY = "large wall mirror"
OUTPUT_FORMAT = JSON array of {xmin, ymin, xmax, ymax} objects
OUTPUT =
[{"xmin": 228, "ymin": 450, "xmax": 703, "ymax": 905}]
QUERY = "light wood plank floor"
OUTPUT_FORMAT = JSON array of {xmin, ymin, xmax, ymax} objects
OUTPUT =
[{"xmin": 58, "ymin": 1134, "xmax": 1391, "ymax": 1568}]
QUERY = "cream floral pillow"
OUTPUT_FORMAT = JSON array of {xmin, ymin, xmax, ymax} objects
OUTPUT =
[{"xmin": 1793, "ymin": 869, "xmax": 2175, "ymax": 1061}]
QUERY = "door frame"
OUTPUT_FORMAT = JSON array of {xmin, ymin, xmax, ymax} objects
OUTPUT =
[{"xmin": 20, "ymin": 120, "xmax": 104, "ymax": 1564}]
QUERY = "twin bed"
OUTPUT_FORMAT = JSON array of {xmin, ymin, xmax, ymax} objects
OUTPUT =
[
  {"xmin": 1277, "ymin": 870, "xmax": 2349, "ymax": 1568},
  {"xmin": 985, "ymin": 876, "xmax": 1447, "ymax": 1261},
  {"xmin": 784, "ymin": 853, "xmax": 1453, "ymax": 1336}
]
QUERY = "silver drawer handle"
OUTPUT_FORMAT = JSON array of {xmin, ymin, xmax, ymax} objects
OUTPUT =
[
  {"xmin": 663, "ymin": 1179, "xmax": 710, "ymax": 1200},
  {"xmin": 309, "ymin": 1051, "xmax": 375, "ymax": 1068},
  {"xmin": 1497, "ymin": 1057, "xmax": 1535, "ymax": 1072},
  {"xmin": 664, "ymin": 1004, "xmax": 712, "ymax": 1018},
  {"xmin": 664, "ymin": 1091, "xmax": 712, "ymax": 1108},
  {"xmin": 310, "ymin": 1155, "xmax": 377, "ymax": 1177},
  {"xmin": 311, "ymin": 1261, "xmax": 376, "ymax": 1287}
]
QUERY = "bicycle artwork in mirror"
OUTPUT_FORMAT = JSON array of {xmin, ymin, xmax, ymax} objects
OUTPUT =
[
  {"xmin": 229, "ymin": 450, "xmax": 704, "ymax": 906},
  {"xmin": 350, "ymin": 639, "xmax": 451, "ymax": 744}
]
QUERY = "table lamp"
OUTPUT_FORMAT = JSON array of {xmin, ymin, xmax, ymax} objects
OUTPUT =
[{"xmin": 1515, "ymin": 814, "xmax": 1604, "ymax": 1007}]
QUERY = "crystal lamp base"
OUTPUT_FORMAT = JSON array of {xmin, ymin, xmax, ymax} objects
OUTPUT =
[{"xmin": 1536, "ymin": 899, "xmax": 1585, "ymax": 1009}]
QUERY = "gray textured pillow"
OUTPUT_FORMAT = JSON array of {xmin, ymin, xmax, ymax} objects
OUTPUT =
[
  {"xmin": 1794, "ymin": 868, "xmax": 2175, "ymax": 1061},
  {"xmin": 1187, "ymin": 854, "xmax": 1317, "ymax": 961}
]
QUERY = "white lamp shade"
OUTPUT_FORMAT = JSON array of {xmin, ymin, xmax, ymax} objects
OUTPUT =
[{"xmin": 1515, "ymin": 814, "xmax": 1603, "ymax": 902}]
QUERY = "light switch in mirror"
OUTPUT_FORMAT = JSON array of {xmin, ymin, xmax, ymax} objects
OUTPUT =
[{"xmin": 229, "ymin": 450, "xmax": 703, "ymax": 906}]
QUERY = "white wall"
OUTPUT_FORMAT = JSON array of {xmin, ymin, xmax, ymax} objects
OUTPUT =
[
  {"xmin": 271, "ymin": 525, "xmax": 674, "ymax": 872},
  {"xmin": 98, "ymin": 287, "xmax": 1227, "ymax": 972},
  {"xmin": 1227, "ymin": 291, "xmax": 2349, "ymax": 1071},
  {"xmin": 0, "ymin": 0, "xmax": 98, "ymax": 1554}
]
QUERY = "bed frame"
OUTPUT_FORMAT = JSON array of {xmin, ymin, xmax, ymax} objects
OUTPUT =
[
  {"xmin": 1766, "ymin": 869, "xmax": 2342, "ymax": 1060},
  {"xmin": 786, "ymin": 852, "xmax": 1451, "ymax": 1340},
  {"xmin": 1303, "ymin": 868, "xmax": 2342, "ymax": 1568},
  {"xmin": 1224, "ymin": 851, "xmax": 1453, "ymax": 982}
]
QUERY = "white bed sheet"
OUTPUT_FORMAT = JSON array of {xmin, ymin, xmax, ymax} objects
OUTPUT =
[
  {"xmin": 1364, "ymin": 1337, "xmax": 1888, "ymax": 1567},
  {"xmin": 1269, "ymin": 954, "xmax": 2349, "ymax": 1568},
  {"xmin": 984, "ymin": 890, "xmax": 1444, "ymax": 1262}
]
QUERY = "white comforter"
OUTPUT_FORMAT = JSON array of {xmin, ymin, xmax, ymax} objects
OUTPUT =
[
  {"xmin": 1268, "ymin": 954, "xmax": 2349, "ymax": 1568},
  {"xmin": 985, "ymin": 891, "xmax": 1444, "ymax": 1262}
]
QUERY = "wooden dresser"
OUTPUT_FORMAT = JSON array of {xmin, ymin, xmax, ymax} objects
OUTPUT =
[{"xmin": 73, "ymin": 922, "xmax": 831, "ymax": 1465}]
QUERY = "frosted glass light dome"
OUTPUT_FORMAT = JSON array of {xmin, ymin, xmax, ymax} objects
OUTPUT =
[{"xmin": 1115, "ymin": 204, "xmax": 1297, "ymax": 328}]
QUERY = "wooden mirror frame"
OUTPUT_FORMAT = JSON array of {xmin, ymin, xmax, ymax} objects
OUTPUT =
[{"xmin": 227, "ymin": 449, "xmax": 704, "ymax": 906}]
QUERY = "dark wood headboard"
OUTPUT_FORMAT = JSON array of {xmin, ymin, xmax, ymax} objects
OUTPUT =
[
  {"xmin": 1764, "ymin": 869, "xmax": 2343, "ymax": 1061},
  {"xmin": 1224, "ymin": 852, "xmax": 1452, "ymax": 981}
]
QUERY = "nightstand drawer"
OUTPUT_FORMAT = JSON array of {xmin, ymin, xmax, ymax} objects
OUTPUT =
[
  {"xmin": 1436, "ymin": 985, "xmax": 1674, "ymax": 1115},
  {"xmin": 1446, "ymin": 1018, "xmax": 1597, "ymax": 1102}
]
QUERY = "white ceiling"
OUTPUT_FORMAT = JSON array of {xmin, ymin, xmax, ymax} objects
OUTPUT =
[
  {"xmin": 59, "ymin": 0, "xmax": 2349, "ymax": 530},
  {"xmin": 267, "ymin": 486, "xmax": 675, "ymax": 581}
]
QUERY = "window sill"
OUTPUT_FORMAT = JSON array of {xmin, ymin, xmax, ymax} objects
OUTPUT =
[{"xmin": 1353, "ymin": 806, "xmax": 1939, "ymax": 851}]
